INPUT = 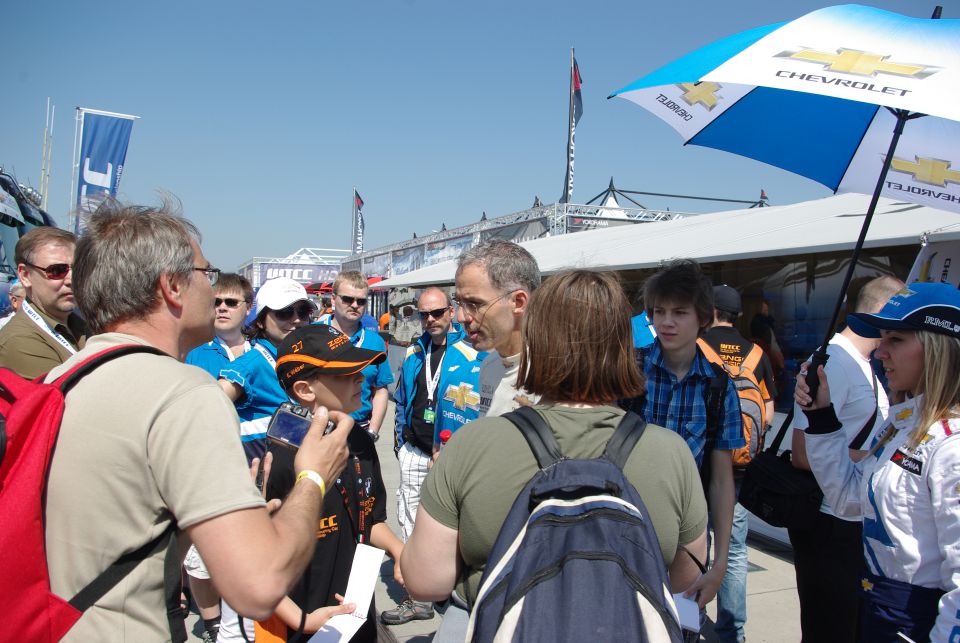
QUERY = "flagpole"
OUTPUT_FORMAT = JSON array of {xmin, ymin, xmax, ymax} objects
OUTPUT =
[
  {"xmin": 560, "ymin": 48, "xmax": 575, "ymax": 205},
  {"xmin": 351, "ymin": 186, "xmax": 357, "ymax": 252},
  {"xmin": 69, "ymin": 108, "xmax": 82, "ymax": 233}
]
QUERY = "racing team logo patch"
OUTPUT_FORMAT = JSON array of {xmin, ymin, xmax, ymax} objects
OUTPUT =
[{"xmin": 444, "ymin": 383, "xmax": 481, "ymax": 411}]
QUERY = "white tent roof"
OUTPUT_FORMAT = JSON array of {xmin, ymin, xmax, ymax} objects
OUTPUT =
[{"xmin": 377, "ymin": 193, "xmax": 960, "ymax": 288}]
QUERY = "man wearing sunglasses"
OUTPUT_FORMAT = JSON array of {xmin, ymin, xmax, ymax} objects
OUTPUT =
[
  {"xmin": 316, "ymin": 271, "xmax": 393, "ymax": 441},
  {"xmin": 382, "ymin": 287, "xmax": 485, "ymax": 626},
  {"xmin": 0, "ymin": 226, "xmax": 87, "ymax": 378},
  {"xmin": 454, "ymin": 239, "xmax": 540, "ymax": 418}
]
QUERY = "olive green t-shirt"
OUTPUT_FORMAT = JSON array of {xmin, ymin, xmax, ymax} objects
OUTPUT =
[{"xmin": 420, "ymin": 404, "xmax": 708, "ymax": 605}]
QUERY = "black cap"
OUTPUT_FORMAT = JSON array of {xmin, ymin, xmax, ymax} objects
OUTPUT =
[
  {"xmin": 276, "ymin": 324, "xmax": 385, "ymax": 389},
  {"xmin": 713, "ymin": 284, "xmax": 742, "ymax": 315}
]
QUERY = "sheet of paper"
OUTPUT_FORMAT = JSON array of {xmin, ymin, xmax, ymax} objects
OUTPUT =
[
  {"xmin": 308, "ymin": 613, "xmax": 366, "ymax": 643},
  {"xmin": 308, "ymin": 544, "xmax": 385, "ymax": 643},
  {"xmin": 672, "ymin": 593, "xmax": 701, "ymax": 633}
]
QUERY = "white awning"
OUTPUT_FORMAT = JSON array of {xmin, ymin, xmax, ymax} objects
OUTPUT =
[{"xmin": 377, "ymin": 193, "xmax": 960, "ymax": 288}]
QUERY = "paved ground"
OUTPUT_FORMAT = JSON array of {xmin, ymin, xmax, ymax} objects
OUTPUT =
[{"xmin": 190, "ymin": 402, "xmax": 802, "ymax": 641}]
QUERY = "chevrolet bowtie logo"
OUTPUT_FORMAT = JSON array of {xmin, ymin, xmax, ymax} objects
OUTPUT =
[
  {"xmin": 896, "ymin": 408, "xmax": 914, "ymax": 421},
  {"xmin": 677, "ymin": 82, "xmax": 723, "ymax": 110},
  {"xmin": 861, "ymin": 578, "xmax": 874, "ymax": 592},
  {"xmin": 890, "ymin": 156, "xmax": 960, "ymax": 188},
  {"xmin": 777, "ymin": 48, "xmax": 939, "ymax": 79},
  {"xmin": 444, "ymin": 383, "xmax": 480, "ymax": 411}
]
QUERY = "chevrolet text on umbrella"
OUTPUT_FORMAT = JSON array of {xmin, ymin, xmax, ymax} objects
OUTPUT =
[
  {"xmin": 772, "ymin": 48, "xmax": 940, "ymax": 98},
  {"xmin": 777, "ymin": 48, "xmax": 940, "ymax": 79}
]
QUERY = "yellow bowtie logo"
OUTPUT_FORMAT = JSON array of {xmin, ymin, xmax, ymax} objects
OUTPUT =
[
  {"xmin": 778, "ymin": 48, "xmax": 939, "ymax": 79},
  {"xmin": 889, "ymin": 156, "xmax": 960, "ymax": 188},
  {"xmin": 677, "ymin": 82, "xmax": 723, "ymax": 110},
  {"xmin": 444, "ymin": 383, "xmax": 481, "ymax": 411}
]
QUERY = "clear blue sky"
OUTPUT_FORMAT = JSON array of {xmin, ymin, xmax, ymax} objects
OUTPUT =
[{"xmin": 2, "ymin": 0, "xmax": 951, "ymax": 270}]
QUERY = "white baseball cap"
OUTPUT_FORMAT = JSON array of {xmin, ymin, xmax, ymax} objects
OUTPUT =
[{"xmin": 254, "ymin": 278, "xmax": 316, "ymax": 316}]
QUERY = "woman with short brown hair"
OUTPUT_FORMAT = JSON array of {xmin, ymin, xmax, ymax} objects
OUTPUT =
[{"xmin": 400, "ymin": 269, "xmax": 708, "ymax": 642}]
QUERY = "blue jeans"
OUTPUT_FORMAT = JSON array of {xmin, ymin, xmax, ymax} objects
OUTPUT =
[{"xmin": 715, "ymin": 492, "xmax": 748, "ymax": 642}]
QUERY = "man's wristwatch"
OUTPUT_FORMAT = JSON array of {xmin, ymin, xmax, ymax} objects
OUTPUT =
[{"xmin": 367, "ymin": 429, "xmax": 380, "ymax": 442}]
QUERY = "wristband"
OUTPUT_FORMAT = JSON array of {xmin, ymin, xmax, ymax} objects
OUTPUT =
[
  {"xmin": 295, "ymin": 470, "xmax": 326, "ymax": 496},
  {"xmin": 367, "ymin": 429, "xmax": 380, "ymax": 443}
]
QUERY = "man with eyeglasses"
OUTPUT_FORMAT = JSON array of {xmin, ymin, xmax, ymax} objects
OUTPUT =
[
  {"xmin": 187, "ymin": 273, "xmax": 253, "ymax": 377},
  {"xmin": 40, "ymin": 200, "xmax": 353, "ymax": 641},
  {"xmin": 453, "ymin": 239, "xmax": 541, "ymax": 418},
  {"xmin": 381, "ymin": 287, "xmax": 485, "ymax": 626},
  {"xmin": 0, "ymin": 227, "xmax": 87, "ymax": 378},
  {"xmin": 316, "ymin": 271, "xmax": 393, "ymax": 440}
]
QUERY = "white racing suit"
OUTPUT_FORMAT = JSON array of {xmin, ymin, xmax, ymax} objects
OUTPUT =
[{"xmin": 804, "ymin": 395, "xmax": 960, "ymax": 642}]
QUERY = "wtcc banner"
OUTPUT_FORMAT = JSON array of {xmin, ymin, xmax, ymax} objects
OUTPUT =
[{"xmin": 74, "ymin": 108, "xmax": 137, "ymax": 231}]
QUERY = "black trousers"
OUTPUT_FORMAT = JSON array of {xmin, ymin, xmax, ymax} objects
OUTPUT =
[{"xmin": 788, "ymin": 512, "xmax": 864, "ymax": 643}]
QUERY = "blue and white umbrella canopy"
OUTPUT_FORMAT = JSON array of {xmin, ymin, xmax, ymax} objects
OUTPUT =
[{"xmin": 610, "ymin": 4, "xmax": 960, "ymax": 213}]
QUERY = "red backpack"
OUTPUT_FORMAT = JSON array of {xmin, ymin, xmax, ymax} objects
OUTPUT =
[{"xmin": 0, "ymin": 344, "xmax": 179, "ymax": 642}]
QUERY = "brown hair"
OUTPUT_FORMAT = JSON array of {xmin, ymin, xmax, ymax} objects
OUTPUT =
[
  {"xmin": 15, "ymin": 226, "xmax": 76, "ymax": 266},
  {"xmin": 216, "ymin": 272, "xmax": 253, "ymax": 303},
  {"xmin": 643, "ymin": 259, "xmax": 714, "ymax": 331},
  {"xmin": 518, "ymin": 270, "xmax": 644, "ymax": 403}
]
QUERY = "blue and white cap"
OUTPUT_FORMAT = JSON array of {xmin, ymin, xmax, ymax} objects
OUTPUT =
[{"xmin": 847, "ymin": 282, "xmax": 960, "ymax": 339}]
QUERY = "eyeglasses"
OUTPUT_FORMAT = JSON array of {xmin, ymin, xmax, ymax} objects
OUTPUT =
[
  {"xmin": 24, "ymin": 261, "xmax": 71, "ymax": 280},
  {"xmin": 337, "ymin": 294, "xmax": 368, "ymax": 307},
  {"xmin": 194, "ymin": 267, "xmax": 221, "ymax": 286},
  {"xmin": 272, "ymin": 302, "xmax": 315, "ymax": 322},
  {"xmin": 452, "ymin": 290, "xmax": 515, "ymax": 318},
  {"xmin": 215, "ymin": 297, "xmax": 247, "ymax": 308},
  {"xmin": 418, "ymin": 307, "xmax": 450, "ymax": 321}
]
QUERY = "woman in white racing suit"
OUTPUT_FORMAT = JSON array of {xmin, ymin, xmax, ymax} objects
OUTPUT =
[{"xmin": 796, "ymin": 281, "xmax": 960, "ymax": 643}]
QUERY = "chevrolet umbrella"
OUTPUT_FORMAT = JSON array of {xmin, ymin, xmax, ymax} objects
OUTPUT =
[{"xmin": 610, "ymin": 3, "xmax": 960, "ymax": 387}]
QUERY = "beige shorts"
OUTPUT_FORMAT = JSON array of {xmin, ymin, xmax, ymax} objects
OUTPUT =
[{"xmin": 183, "ymin": 543, "xmax": 210, "ymax": 580}]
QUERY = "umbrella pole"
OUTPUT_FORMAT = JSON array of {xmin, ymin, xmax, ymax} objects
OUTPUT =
[{"xmin": 804, "ymin": 108, "xmax": 922, "ymax": 398}]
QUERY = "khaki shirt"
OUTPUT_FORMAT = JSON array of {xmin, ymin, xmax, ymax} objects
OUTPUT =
[
  {"xmin": 0, "ymin": 299, "xmax": 87, "ymax": 378},
  {"xmin": 45, "ymin": 333, "xmax": 265, "ymax": 641}
]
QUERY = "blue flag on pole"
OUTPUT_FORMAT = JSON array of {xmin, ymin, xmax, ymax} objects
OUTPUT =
[{"xmin": 75, "ymin": 110, "xmax": 135, "ymax": 232}]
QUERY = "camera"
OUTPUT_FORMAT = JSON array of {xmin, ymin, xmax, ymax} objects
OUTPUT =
[{"xmin": 266, "ymin": 402, "xmax": 334, "ymax": 449}]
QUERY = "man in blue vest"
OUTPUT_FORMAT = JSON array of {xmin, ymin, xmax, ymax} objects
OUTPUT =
[{"xmin": 381, "ymin": 287, "xmax": 485, "ymax": 626}]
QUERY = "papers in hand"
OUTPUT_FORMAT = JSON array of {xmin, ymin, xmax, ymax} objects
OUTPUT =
[{"xmin": 309, "ymin": 544, "xmax": 385, "ymax": 642}]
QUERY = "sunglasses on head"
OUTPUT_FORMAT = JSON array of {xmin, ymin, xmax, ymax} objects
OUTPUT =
[
  {"xmin": 215, "ymin": 297, "xmax": 247, "ymax": 308},
  {"xmin": 338, "ymin": 294, "xmax": 367, "ymax": 307},
  {"xmin": 418, "ymin": 307, "xmax": 450, "ymax": 321},
  {"xmin": 25, "ymin": 261, "xmax": 71, "ymax": 280},
  {"xmin": 272, "ymin": 302, "xmax": 315, "ymax": 322}
]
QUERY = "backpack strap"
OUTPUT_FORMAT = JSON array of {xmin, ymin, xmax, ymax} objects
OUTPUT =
[
  {"xmin": 53, "ymin": 344, "xmax": 169, "ymax": 394},
  {"xmin": 603, "ymin": 411, "xmax": 647, "ymax": 470},
  {"xmin": 502, "ymin": 406, "xmax": 564, "ymax": 469},
  {"xmin": 741, "ymin": 343, "xmax": 763, "ymax": 373}
]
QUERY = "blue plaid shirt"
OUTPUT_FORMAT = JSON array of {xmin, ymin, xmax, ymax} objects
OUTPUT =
[{"xmin": 634, "ymin": 340, "xmax": 744, "ymax": 467}]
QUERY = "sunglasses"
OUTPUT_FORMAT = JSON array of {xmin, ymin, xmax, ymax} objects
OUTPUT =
[
  {"xmin": 272, "ymin": 302, "xmax": 315, "ymax": 322},
  {"xmin": 337, "ymin": 294, "xmax": 368, "ymax": 307},
  {"xmin": 24, "ymin": 261, "xmax": 71, "ymax": 280},
  {"xmin": 215, "ymin": 297, "xmax": 247, "ymax": 308},
  {"xmin": 418, "ymin": 307, "xmax": 450, "ymax": 321}
]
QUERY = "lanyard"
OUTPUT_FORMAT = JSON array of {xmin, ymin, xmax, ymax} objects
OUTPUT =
[
  {"xmin": 336, "ymin": 454, "xmax": 368, "ymax": 544},
  {"xmin": 216, "ymin": 337, "xmax": 249, "ymax": 362},
  {"xmin": 322, "ymin": 318, "xmax": 365, "ymax": 348},
  {"xmin": 21, "ymin": 300, "xmax": 77, "ymax": 355},
  {"xmin": 252, "ymin": 341, "xmax": 276, "ymax": 370},
  {"xmin": 424, "ymin": 342, "xmax": 445, "ymax": 404}
]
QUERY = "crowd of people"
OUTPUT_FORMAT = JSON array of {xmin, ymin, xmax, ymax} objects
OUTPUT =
[{"xmin": 1, "ymin": 199, "xmax": 957, "ymax": 643}]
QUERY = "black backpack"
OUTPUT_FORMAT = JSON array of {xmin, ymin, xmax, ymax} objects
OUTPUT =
[{"xmin": 465, "ymin": 407, "xmax": 683, "ymax": 643}]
